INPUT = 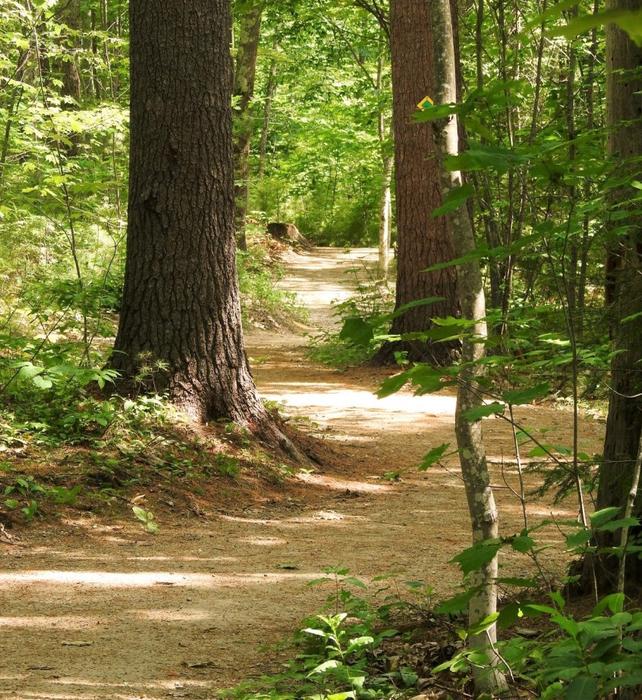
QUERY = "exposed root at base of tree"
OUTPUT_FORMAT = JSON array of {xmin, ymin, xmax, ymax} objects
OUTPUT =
[{"xmin": 370, "ymin": 339, "xmax": 461, "ymax": 367}]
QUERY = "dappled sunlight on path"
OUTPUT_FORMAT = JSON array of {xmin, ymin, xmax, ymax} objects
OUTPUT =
[{"xmin": 1, "ymin": 248, "xmax": 604, "ymax": 699}]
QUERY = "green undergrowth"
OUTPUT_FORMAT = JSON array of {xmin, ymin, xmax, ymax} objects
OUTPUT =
[
  {"xmin": 305, "ymin": 262, "xmax": 611, "ymax": 405},
  {"xmin": 227, "ymin": 568, "xmax": 448, "ymax": 700},
  {"xmin": 228, "ymin": 562, "xmax": 642, "ymax": 700},
  {"xmin": 240, "ymin": 226, "xmax": 309, "ymax": 330},
  {"xmin": 0, "ymin": 352, "xmax": 300, "ymax": 530},
  {"xmin": 0, "ymin": 222, "xmax": 308, "ymax": 531},
  {"xmin": 307, "ymin": 267, "xmax": 394, "ymax": 368}
]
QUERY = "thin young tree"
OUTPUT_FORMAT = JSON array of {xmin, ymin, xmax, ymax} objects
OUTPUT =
[
  {"xmin": 111, "ymin": 0, "xmax": 300, "ymax": 457},
  {"xmin": 233, "ymin": 0, "xmax": 266, "ymax": 250},
  {"xmin": 375, "ymin": 30, "xmax": 393, "ymax": 275},
  {"xmin": 372, "ymin": 0, "xmax": 459, "ymax": 365},
  {"xmin": 430, "ymin": 0, "xmax": 507, "ymax": 692}
]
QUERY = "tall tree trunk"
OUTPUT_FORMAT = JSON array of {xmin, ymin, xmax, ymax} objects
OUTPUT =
[
  {"xmin": 595, "ymin": 0, "xmax": 642, "ymax": 593},
  {"xmin": 432, "ymin": 0, "xmax": 507, "ymax": 693},
  {"xmin": 59, "ymin": 0, "xmax": 82, "ymax": 103},
  {"xmin": 0, "ymin": 49, "xmax": 29, "ymax": 201},
  {"xmin": 257, "ymin": 39, "xmax": 278, "ymax": 182},
  {"xmin": 378, "ymin": 152, "xmax": 393, "ymax": 274},
  {"xmin": 233, "ymin": 0, "xmax": 265, "ymax": 251},
  {"xmin": 373, "ymin": 0, "xmax": 458, "ymax": 366},
  {"xmin": 111, "ymin": 0, "xmax": 300, "ymax": 459},
  {"xmin": 376, "ymin": 34, "xmax": 393, "ymax": 275},
  {"xmin": 57, "ymin": 0, "xmax": 82, "ymax": 156}
]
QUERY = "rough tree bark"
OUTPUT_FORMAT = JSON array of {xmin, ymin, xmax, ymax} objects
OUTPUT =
[
  {"xmin": 596, "ymin": 0, "xmax": 642, "ymax": 593},
  {"xmin": 432, "ymin": 0, "xmax": 507, "ymax": 693},
  {"xmin": 373, "ymin": 0, "xmax": 458, "ymax": 365},
  {"xmin": 233, "ymin": 0, "xmax": 265, "ymax": 251},
  {"xmin": 111, "ymin": 0, "xmax": 301, "ymax": 459}
]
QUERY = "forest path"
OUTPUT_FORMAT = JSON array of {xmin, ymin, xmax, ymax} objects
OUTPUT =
[{"xmin": 1, "ymin": 248, "xmax": 603, "ymax": 700}]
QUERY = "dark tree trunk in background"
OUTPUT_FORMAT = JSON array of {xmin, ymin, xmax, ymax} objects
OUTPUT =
[
  {"xmin": 233, "ymin": 0, "xmax": 265, "ymax": 251},
  {"xmin": 373, "ymin": 0, "xmax": 458, "ymax": 366},
  {"xmin": 258, "ymin": 39, "xmax": 278, "ymax": 181},
  {"xmin": 57, "ymin": 0, "xmax": 82, "ymax": 156},
  {"xmin": 595, "ymin": 0, "xmax": 642, "ymax": 593},
  {"xmin": 59, "ymin": 0, "xmax": 82, "ymax": 103},
  {"xmin": 111, "ymin": 0, "xmax": 300, "ymax": 458}
]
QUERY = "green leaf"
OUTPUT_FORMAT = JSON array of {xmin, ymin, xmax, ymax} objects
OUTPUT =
[
  {"xmin": 462, "ymin": 402, "xmax": 505, "ymax": 421},
  {"xmin": 597, "ymin": 517, "xmax": 639, "ymax": 532},
  {"xmin": 342, "ymin": 576, "xmax": 367, "ymax": 589},
  {"xmin": 590, "ymin": 507, "xmax": 622, "ymax": 529},
  {"xmin": 497, "ymin": 602, "xmax": 522, "ymax": 629},
  {"xmin": 432, "ymin": 183, "xmax": 474, "ymax": 217},
  {"xmin": 523, "ymin": 603, "xmax": 557, "ymax": 616},
  {"xmin": 592, "ymin": 593, "xmax": 625, "ymax": 616},
  {"xmin": 31, "ymin": 374, "xmax": 54, "ymax": 389},
  {"xmin": 550, "ymin": 590, "xmax": 566, "ymax": 609},
  {"xmin": 452, "ymin": 540, "xmax": 502, "ymax": 576},
  {"xmin": 409, "ymin": 364, "xmax": 444, "ymax": 394},
  {"xmin": 565, "ymin": 675, "xmax": 598, "ymax": 700},
  {"xmin": 412, "ymin": 102, "xmax": 457, "ymax": 122},
  {"xmin": 502, "ymin": 383, "xmax": 550, "ymax": 405},
  {"xmin": 436, "ymin": 588, "xmax": 477, "ymax": 614},
  {"xmin": 13, "ymin": 362, "xmax": 45, "ymax": 381},
  {"xmin": 511, "ymin": 533, "xmax": 535, "ymax": 553},
  {"xmin": 345, "ymin": 636, "xmax": 374, "ymax": 653},
  {"xmin": 611, "ymin": 612, "xmax": 633, "ymax": 626},
  {"xmin": 468, "ymin": 612, "xmax": 500, "ymax": 636},
  {"xmin": 389, "ymin": 296, "xmax": 446, "ymax": 320},
  {"xmin": 444, "ymin": 144, "xmax": 528, "ymax": 174},
  {"xmin": 419, "ymin": 443, "xmax": 450, "ymax": 470},
  {"xmin": 339, "ymin": 317, "xmax": 374, "ymax": 348},
  {"xmin": 621, "ymin": 310, "xmax": 642, "ymax": 324},
  {"xmin": 553, "ymin": 8, "xmax": 642, "ymax": 46},
  {"xmin": 377, "ymin": 371, "xmax": 410, "ymax": 398},
  {"xmin": 423, "ymin": 245, "xmax": 495, "ymax": 273},
  {"xmin": 308, "ymin": 659, "xmax": 342, "ymax": 675},
  {"xmin": 566, "ymin": 529, "xmax": 592, "ymax": 549}
]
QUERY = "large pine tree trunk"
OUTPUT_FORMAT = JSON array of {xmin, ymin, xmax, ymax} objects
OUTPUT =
[
  {"xmin": 373, "ymin": 0, "xmax": 458, "ymax": 365},
  {"xmin": 596, "ymin": 0, "xmax": 642, "ymax": 592},
  {"xmin": 111, "ymin": 0, "xmax": 297, "ymax": 457},
  {"xmin": 233, "ymin": 0, "xmax": 265, "ymax": 251}
]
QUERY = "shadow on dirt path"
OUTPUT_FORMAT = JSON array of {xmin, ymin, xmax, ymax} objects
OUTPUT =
[{"xmin": 0, "ymin": 248, "xmax": 604, "ymax": 699}]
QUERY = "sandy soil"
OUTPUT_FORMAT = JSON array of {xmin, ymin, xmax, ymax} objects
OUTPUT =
[{"xmin": 0, "ymin": 248, "xmax": 604, "ymax": 700}]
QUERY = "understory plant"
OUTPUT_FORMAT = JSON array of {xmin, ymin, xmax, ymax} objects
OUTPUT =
[
  {"xmin": 230, "ymin": 568, "xmax": 425, "ymax": 700},
  {"xmin": 308, "ymin": 266, "xmax": 394, "ymax": 367}
]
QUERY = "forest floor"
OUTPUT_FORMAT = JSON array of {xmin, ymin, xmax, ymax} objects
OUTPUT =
[{"xmin": 0, "ymin": 248, "xmax": 605, "ymax": 700}]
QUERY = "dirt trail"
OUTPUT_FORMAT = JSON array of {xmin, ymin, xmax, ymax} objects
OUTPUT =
[{"xmin": 0, "ymin": 248, "xmax": 603, "ymax": 700}]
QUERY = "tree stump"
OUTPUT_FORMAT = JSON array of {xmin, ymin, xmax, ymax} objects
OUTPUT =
[{"xmin": 267, "ymin": 222, "xmax": 312, "ymax": 250}]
